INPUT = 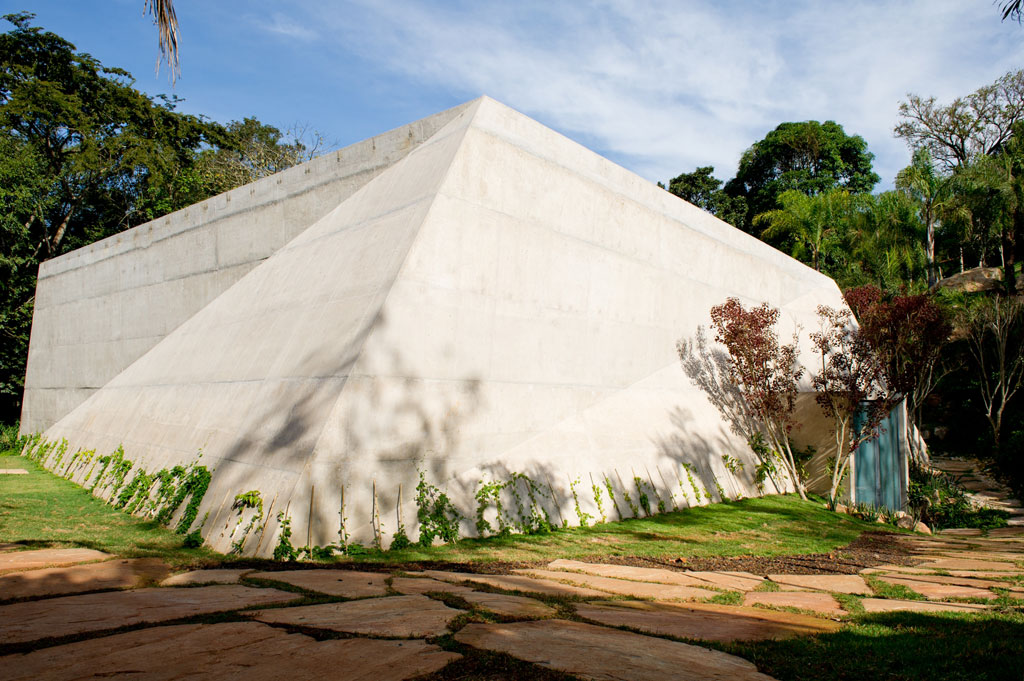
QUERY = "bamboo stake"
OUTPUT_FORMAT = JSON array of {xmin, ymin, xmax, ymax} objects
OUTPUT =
[{"xmin": 307, "ymin": 485, "xmax": 315, "ymax": 549}]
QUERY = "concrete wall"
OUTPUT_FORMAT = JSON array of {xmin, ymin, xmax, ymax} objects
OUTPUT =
[
  {"xmin": 34, "ymin": 97, "xmax": 851, "ymax": 555},
  {"xmin": 20, "ymin": 101, "xmax": 473, "ymax": 433}
]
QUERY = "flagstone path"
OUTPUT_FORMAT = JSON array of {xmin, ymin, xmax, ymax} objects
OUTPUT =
[{"xmin": 0, "ymin": 492, "xmax": 1021, "ymax": 679}]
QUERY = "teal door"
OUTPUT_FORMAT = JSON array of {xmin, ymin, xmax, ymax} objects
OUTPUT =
[{"xmin": 854, "ymin": 404, "xmax": 904, "ymax": 511}]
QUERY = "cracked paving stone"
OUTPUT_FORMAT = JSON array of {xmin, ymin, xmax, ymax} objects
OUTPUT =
[
  {"xmin": 742, "ymin": 591, "xmax": 845, "ymax": 616},
  {"xmin": 767, "ymin": 574, "xmax": 872, "ymax": 595},
  {"xmin": 0, "ymin": 548, "xmax": 111, "ymax": 574},
  {"xmin": 455, "ymin": 619, "xmax": 778, "ymax": 681},
  {"xmin": 0, "ymin": 585, "xmax": 298, "ymax": 645},
  {"xmin": 249, "ymin": 593, "xmax": 461, "ymax": 638},
  {"xmin": 545, "ymin": 559, "xmax": 711, "ymax": 587},
  {"xmin": 246, "ymin": 569, "xmax": 388, "ymax": 597},
  {"xmin": 0, "ymin": 621, "xmax": 459, "ymax": 681},
  {"xmin": 575, "ymin": 600, "xmax": 841, "ymax": 642},
  {"xmin": 0, "ymin": 558, "xmax": 169, "ymax": 600},
  {"xmin": 460, "ymin": 591, "xmax": 557, "ymax": 618},
  {"xmin": 420, "ymin": 570, "xmax": 607, "ymax": 597},
  {"xmin": 876, "ymin": 576, "xmax": 998, "ymax": 600},
  {"xmin": 860, "ymin": 598, "xmax": 991, "ymax": 613},
  {"xmin": 161, "ymin": 569, "xmax": 253, "ymax": 586},
  {"xmin": 514, "ymin": 569, "xmax": 715, "ymax": 601},
  {"xmin": 389, "ymin": 577, "xmax": 475, "ymax": 596},
  {"xmin": 683, "ymin": 571, "xmax": 765, "ymax": 592}
]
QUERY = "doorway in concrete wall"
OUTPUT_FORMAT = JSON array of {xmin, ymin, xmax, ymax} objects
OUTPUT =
[{"xmin": 854, "ymin": 403, "xmax": 906, "ymax": 511}]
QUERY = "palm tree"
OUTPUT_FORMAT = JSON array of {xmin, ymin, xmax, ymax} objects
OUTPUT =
[
  {"xmin": 896, "ymin": 148, "xmax": 949, "ymax": 287},
  {"xmin": 144, "ymin": 0, "xmax": 179, "ymax": 82},
  {"xmin": 753, "ymin": 188, "xmax": 852, "ymax": 272}
]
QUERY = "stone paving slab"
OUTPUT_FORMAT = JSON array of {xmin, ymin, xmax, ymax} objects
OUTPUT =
[
  {"xmin": 0, "ymin": 621, "xmax": 460, "ymax": 681},
  {"xmin": 420, "ymin": 570, "xmax": 607, "ymax": 598},
  {"xmin": 860, "ymin": 598, "xmax": 991, "ymax": 614},
  {"xmin": 743, "ymin": 592, "xmax": 845, "ymax": 616},
  {"xmin": 250, "ymin": 594, "xmax": 461, "ymax": 638},
  {"xmin": 0, "ymin": 469, "xmax": 27, "ymax": 475},
  {"xmin": 0, "ymin": 558, "xmax": 169, "ymax": 600},
  {"xmin": 914, "ymin": 558, "xmax": 1019, "ymax": 571},
  {"xmin": 946, "ymin": 569, "xmax": 1024, "ymax": 578},
  {"xmin": 683, "ymin": 571, "xmax": 765, "ymax": 591},
  {"xmin": 0, "ymin": 548, "xmax": 111, "ymax": 574},
  {"xmin": 461, "ymin": 591, "xmax": 556, "ymax": 618},
  {"xmin": 873, "ymin": 572, "xmax": 1022, "ymax": 591},
  {"xmin": 876, "ymin": 576, "xmax": 998, "ymax": 600},
  {"xmin": 767, "ymin": 574, "xmax": 872, "ymax": 595},
  {"xmin": 575, "ymin": 600, "xmax": 841, "ymax": 642},
  {"xmin": 860, "ymin": 565, "xmax": 942, "ymax": 575},
  {"xmin": 455, "ymin": 620, "xmax": 778, "ymax": 681},
  {"xmin": 247, "ymin": 569, "xmax": 388, "ymax": 597},
  {"xmin": 0, "ymin": 585, "xmax": 298, "ymax": 645},
  {"xmin": 546, "ymin": 559, "xmax": 711, "ymax": 587},
  {"xmin": 926, "ymin": 551, "xmax": 1022, "ymax": 563},
  {"xmin": 161, "ymin": 568, "xmax": 253, "ymax": 586},
  {"xmin": 515, "ymin": 569, "xmax": 716, "ymax": 601},
  {"xmin": 390, "ymin": 577, "xmax": 475, "ymax": 596},
  {"xmin": 0, "ymin": 545, "xmax": 18, "ymax": 553}
]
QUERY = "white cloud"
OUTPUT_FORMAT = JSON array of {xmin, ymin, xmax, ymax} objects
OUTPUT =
[
  {"xmin": 287, "ymin": 0, "xmax": 1024, "ymax": 187},
  {"xmin": 252, "ymin": 12, "xmax": 320, "ymax": 43}
]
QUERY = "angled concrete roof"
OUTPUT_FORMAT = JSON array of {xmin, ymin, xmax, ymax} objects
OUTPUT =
[{"xmin": 29, "ymin": 97, "xmax": 846, "ymax": 554}]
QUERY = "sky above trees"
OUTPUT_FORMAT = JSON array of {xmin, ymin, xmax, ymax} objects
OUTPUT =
[{"xmin": 21, "ymin": 1, "xmax": 1024, "ymax": 189}]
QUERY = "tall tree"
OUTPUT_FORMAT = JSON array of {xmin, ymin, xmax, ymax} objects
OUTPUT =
[
  {"xmin": 752, "ymin": 188, "xmax": 853, "ymax": 272},
  {"xmin": 724, "ymin": 120, "xmax": 879, "ymax": 231},
  {"xmin": 896, "ymin": 148, "xmax": 950, "ymax": 286},
  {"xmin": 665, "ymin": 166, "xmax": 746, "ymax": 229},
  {"xmin": 895, "ymin": 70, "xmax": 1024, "ymax": 171}
]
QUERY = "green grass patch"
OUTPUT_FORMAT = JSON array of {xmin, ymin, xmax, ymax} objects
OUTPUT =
[
  {"xmin": 0, "ymin": 453, "xmax": 222, "ymax": 567},
  {"xmin": 725, "ymin": 609, "xmax": 1024, "ymax": 681},
  {"xmin": 343, "ymin": 494, "xmax": 880, "ymax": 565}
]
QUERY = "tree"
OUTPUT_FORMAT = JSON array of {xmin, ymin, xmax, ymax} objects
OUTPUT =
[
  {"xmin": 940, "ymin": 156, "xmax": 1011, "ymax": 275},
  {"xmin": 705, "ymin": 298, "xmax": 809, "ymax": 500},
  {"xmin": 666, "ymin": 166, "xmax": 746, "ymax": 229},
  {"xmin": 840, "ymin": 191, "xmax": 927, "ymax": 290},
  {"xmin": 844, "ymin": 286, "xmax": 951, "ymax": 461},
  {"xmin": 896, "ymin": 148, "xmax": 951, "ymax": 286},
  {"xmin": 0, "ymin": 14, "xmax": 315, "ymax": 424},
  {"xmin": 724, "ymin": 120, "xmax": 879, "ymax": 231},
  {"xmin": 753, "ymin": 188, "xmax": 853, "ymax": 272},
  {"xmin": 959, "ymin": 296, "xmax": 1024, "ymax": 449},
  {"xmin": 895, "ymin": 70, "xmax": 1024, "ymax": 171},
  {"xmin": 810, "ymin": 304, "xmax": 895, "ymax": 509}
]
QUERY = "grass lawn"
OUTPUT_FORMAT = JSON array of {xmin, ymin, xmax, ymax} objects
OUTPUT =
[
  {"xmin": 1, "ymin": 450, "xmax": 881, "ymax": 568},
  {"xmin": 349, "ymin": 494, "xmax": 878, "ymax": 565},
  {"xmin": 0, "ymin": 453, "xmax": 222, "ymax": 568}
]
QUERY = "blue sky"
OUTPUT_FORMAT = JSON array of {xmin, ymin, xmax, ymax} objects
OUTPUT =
[{"xmin": 15, "ymin": 1, "xmax": 1024, "ymax": 189}]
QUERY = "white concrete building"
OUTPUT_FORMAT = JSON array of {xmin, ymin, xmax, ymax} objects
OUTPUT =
[{"xmin": 23, "ymin": 97, "xmax": 862, "ymax": 555}]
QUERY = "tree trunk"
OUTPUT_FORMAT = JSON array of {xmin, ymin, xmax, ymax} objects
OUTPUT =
[{"xmin": 926, "ymin": 213, "xmax": 937, "ymax": 287}]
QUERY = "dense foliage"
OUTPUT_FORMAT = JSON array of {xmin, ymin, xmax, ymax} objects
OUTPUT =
[{"xmin": 0, "ymin": 14, "xmax": 320, "ymax": 424}]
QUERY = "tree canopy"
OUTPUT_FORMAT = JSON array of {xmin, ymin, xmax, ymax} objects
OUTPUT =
[
  {"xmin": 0, "ymin": 14, "xmax": 317, "ymax": 423},
  {"xmin": 724, "ymin": 120, "xmax": 879, "ymax": 231}
]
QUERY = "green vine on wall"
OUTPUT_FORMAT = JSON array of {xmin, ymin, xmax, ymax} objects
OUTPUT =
[{"xmin": 415, "ymin": 470, "xmax": 461, "ymax": 546}]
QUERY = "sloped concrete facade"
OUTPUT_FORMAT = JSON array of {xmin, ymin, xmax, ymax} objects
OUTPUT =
[{"xmin": 27, "ymin": 97, "xmax": 849, "ymax": 554}]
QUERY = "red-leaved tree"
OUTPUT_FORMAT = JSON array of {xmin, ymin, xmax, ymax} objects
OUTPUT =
[
  {"xmin": 709, "ymin": 298, "xmax": 808, "ymax": 500},
  {"xmin": 843, "ymin": 285, "xmax": 951, "ymax": 461},
  {"xmin": 811, "ymin": 305, "xmax": 896, "ymax": 508}
]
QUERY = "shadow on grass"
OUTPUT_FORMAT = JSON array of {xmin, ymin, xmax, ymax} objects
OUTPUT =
[{"xmin": 726, "ymin": 610, "xmax": 1024, "ymax": 681}]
